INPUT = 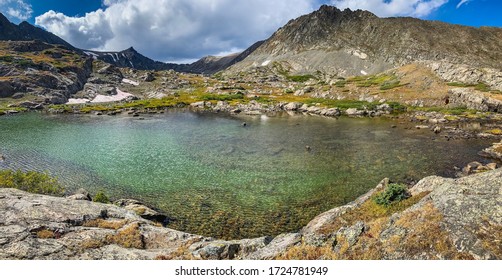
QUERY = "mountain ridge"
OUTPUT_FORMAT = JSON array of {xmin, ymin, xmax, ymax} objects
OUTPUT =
[{"xmin": 229, "ymin": 5, "xmax": 502, "ymax": 78}]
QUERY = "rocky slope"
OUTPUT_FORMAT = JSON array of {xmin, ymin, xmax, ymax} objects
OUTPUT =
[
  {"xmin": 0, "ymin": 40, "xmax": 92, "ymax": 106},
  {"xmin": 1, "ymin": 169, "xmax": 500, "ymax": 260},
  {"xmin": 0, "ymin": 13, "xmax": 73, "ymax": 49},
  {"xmin": 228, "ymin": 5, "xmax": 502, "ymax": 90}
]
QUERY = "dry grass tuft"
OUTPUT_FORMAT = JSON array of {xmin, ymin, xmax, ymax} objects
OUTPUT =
[
  {"xmin": 36, "ymin": 229, "xmax": 55, "ymax": 239},
  {"xmin": 394, "ymin": 202, "xmax": 473, "ymax": 259},
  {"xmin": 154, "ymin": 239, "xmax": 202, "ymax": 260},
  {"xmin": 318, "ymin": 192, "xmax": 429, "ymax": 235},
  {"xmin": 82, "ymin": 219, "xmax": 128, "ymax": 230},
  {"xmin": 106, "ymin": 222, "xmax": 144, "ymax": 249},
  {"xmin": 80, "ymin": 239, "xmax": 107, "ymax": 250},
  {"xmin": 476, "ymin": 218, "xmax": 502, "ymax": 258}
]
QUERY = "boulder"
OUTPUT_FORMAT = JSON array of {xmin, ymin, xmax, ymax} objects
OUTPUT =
[
  {"xmin": 67, "ymin": 188, "xmax": 92, "ymax": 201},
  {"xmin": 448, "ymin": 88, "xmax": 502, "ymax": 112},
  {"xmin": 0, "ymin": 81, "xmax": 15, "ymax": 98},
  {"xmin": 114, "ymin": 199, "xmax": 170, "ymax": 224},
  {"xmin": 143, "ymin": 72, "xmax": 156, "ymax": 82},
  {"xmin": 284, "ymin": 102, "xmax": 303, "ymax": 111},
  {"xmin": 346, "ymin": 108, "xmax": 365, "ymax": 116}
]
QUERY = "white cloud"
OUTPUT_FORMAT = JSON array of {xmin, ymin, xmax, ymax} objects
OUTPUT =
[
  {"xmin": 0, "ymin": 0, "xmax": 32, "ymax": 22},
  {"xmin": 330, "ymin": 0, "xmax": 448, "ymax": 18},
  {"xmin": 456, "ymin": 0, "xmax": 471, "ymax": 8},
  {"xmin": 35, "ymin": 0, "xmax": 316, "ymax": 62}
]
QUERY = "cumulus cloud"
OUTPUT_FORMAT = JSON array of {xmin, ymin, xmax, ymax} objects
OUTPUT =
[
  {"xmin": 0, "ymin": 0, "xmax": 32, "ymax": 22},
  {"xmin": 329, "ymin": 0, "xmax": 448, "ymax": 18},
  {"xmin": 35, "ymin": 0, "xmax": 316, "ymax": 62},
  {"xmin": 456, "ymin": 0, "xmax": 471, "ymax": 8}
]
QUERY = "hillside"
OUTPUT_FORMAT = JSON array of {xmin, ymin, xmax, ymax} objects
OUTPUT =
[{"xmin": 228, "ymin": 5, "xmax": 502, "ymax": 90}]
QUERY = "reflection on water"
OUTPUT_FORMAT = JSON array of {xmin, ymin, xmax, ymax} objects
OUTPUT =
[{"xmin": 0, "ymin": 111, "xmax": 493, "ymax": 239}]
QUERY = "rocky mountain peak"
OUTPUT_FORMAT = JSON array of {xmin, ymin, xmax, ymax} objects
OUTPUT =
[
  {"xmin": 0, "ymin": 12, "xmax": 10, "ymax": 25},
  {"xmin": 124, "ymin": 46, "xmax": 138, "ymax": 53},
  {"xmin": 315, "ymin": 5, "xmax": 377, "ymax": 21},
  {"xmin": 230, "ymin": 5, "xmax": 502, "ymax": 78}
]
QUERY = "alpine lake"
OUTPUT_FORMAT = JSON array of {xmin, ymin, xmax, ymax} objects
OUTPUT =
[{"xmin": 0, "ymin": 110, "xmax": 493, "ymax": 239}]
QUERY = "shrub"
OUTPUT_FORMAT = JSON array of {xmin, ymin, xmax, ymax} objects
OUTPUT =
[
  {"xmin": 0, "ymin": 169, "xmax": 64, "ymax": 196},
  {"xmin": 373, "ymin": 183, "xmax": 410, "ymax": 207},
  {"xmin": 93, "ymin": 191, "xmax": 110, "ymax": 204}
]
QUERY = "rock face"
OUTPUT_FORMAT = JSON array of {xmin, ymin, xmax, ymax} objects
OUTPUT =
[
  {"xmin": 448, "ymin": 88, "xmax": 502, "ymax": 112},
  {"xmin": 1, "ymin": 168, "xmax": 500, "ymax": 260},
  {"xmin": 229, "ymin": 5, "xmax": 502, "ymax": 78}
]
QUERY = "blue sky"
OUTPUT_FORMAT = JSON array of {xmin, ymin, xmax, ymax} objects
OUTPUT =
[{"xmin": 0, "ymin": 0, "xmax": 500, "ymax": 62}]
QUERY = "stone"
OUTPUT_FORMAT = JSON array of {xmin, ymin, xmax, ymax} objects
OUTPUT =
[
  {"xmin": 190, "ymin": 101, "xmax": 206, "ymax": 108},
  {"xmin": 333, "ymin": 221, "xmax": 366, "ymax": 252},
  {"xmin": 284, "ymin": 102, "xmax": 303, "ymax": 111},
  {"xmin": 434, "ymin": 126, "xmax": 442, "ymax": 134},
  {"xmin": 346, "ymin": 108, "xmax": 365, "ymax": 116},
  {"xmin": 0, "ymin": 81, "xmax": 15, "ymax": 98},
  {"xmin": 486, "ymin": 163, "xmax": 498, "ymax": 170},
  {"xmin": 114, "ymin": 199, "xmax": 170, "ymax": 224},
  {"xmin": 245, "ymin": 233, "xmax": 302, "ymax": 260},
  {"xmin": 67, "ymin": 188, "xmax": 92, "ymax": 201},
  {"xmin": 143, "ymin": 72, "xmax": 156, "ymax": 82},
  {"xmin": 11, "ymin": 92, "xmax": 25, "ymax": 99},
  {"xmin": 448, "ymin": 88, "xmax": 502, "ymax": 112}
]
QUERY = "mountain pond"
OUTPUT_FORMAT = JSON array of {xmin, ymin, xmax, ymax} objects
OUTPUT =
[{"xmin": 0, "ymin": 111, "xmax": 494, "ymax": 239}]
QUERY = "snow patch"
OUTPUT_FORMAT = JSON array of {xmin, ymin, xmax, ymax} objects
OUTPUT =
[
  {"xmin": 261, "ymin": 60, "xmax": 271, "ymax": 66},
  {"xmin": 83, "ymin": 51, "xmax": 98, "ymax": 59},
  {"xmin": 122, "ymin": 78, "xmax": 139, "ymax": 86},
  {"xmin": 91, "ymin": 88, "xmax": 134, "ymax": 103},
  {"xmin": 66, "ymin": 98, "xmax": 91, "ymax": 104},
  {"xmin": 108, "ymin": 53, "xmax": 117, "ymax": 62}
]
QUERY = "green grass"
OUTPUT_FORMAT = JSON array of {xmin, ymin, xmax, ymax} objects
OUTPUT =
[
  {"xmin": 0, "ymin": 170, "xmax": 64, "ymax": 196},
  {"xmin": 200, "ymin": 92, "xmax": 245, "ymax": 102},
  {"xmin": 410, "ymin": 106, "xmax": 477, "ymax": 116},
  {"xmin": 448, "ymin": 82, "xmax": 492, "ymax": 92},
  {"xmin": 335, "ymin": 80, "xmax": 347, "ymax": 88},
  {"xmin": 380, "ymin": 80, "xmax": 403, "ymax": 90},
  {"xmin": 302, "ymin": 99, "xmax": 407, "ymax": 112},
  {"xmin": 286, "ymin": 74, "xmax": 316, "ymax": 83},
  {"xmin": 346, "ymin": 74, "xmax": 403, "ymax": 90}
]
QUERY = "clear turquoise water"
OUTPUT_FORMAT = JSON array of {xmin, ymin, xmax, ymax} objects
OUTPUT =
[{"xmin": 0, "ymin": 111, "xmax": 492, "ymax": 239}]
